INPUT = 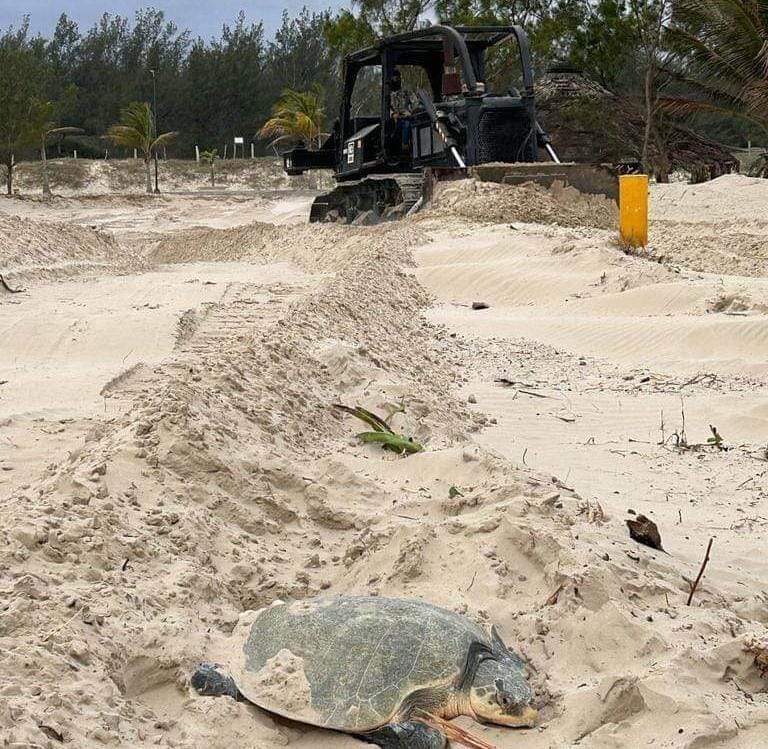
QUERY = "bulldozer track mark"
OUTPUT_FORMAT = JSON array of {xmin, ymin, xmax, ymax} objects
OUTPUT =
[{"xmin": 104, "ymin": 281, "xmax": 311, "ymax": 402}]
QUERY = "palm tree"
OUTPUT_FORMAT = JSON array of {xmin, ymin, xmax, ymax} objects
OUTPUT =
[
  {"xmin": 258, "ymin": 88, "xmax": 327, "ymax": 150},
  {"xmin": 106, "ymin": 102, "xmax": 178, "ymax": 193},
  {"xmin": 40, "ymin": 124, "xmax": 83, "ymax": 197},
  {"xmin": 664, "ymin": 0, "xmax": 768, "ymax": 172},
  {"xmin": 200, "ymin": 149, "xmax": 218, "ymax": 187}
]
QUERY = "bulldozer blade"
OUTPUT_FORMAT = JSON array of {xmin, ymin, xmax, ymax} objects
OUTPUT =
[{"xmin": 472, "ymin": 162, "xmax": 619, "ymax": 202}]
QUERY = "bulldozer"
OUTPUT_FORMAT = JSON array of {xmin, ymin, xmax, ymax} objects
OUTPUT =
[{"xmin": 283, "ymin": 24, "xmax": 618, "ymax": 223}]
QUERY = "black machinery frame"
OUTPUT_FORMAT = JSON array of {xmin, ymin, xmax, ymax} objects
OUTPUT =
[{"xmin": 283, "ymin": 24, "xmax": 539, "ymax": 179}]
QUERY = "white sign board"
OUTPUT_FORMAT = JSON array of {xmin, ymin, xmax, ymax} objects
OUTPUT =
[{"xmin": 234, "ymin": 137, "xmax": 245, "ymax": 145}]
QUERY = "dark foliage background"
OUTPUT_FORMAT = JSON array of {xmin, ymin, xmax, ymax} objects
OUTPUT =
[{"xmin": 1, "ymin": 1, "xmax": 764, "ymax": 163}]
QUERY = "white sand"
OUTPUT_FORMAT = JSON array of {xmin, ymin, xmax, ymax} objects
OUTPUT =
[{"xmin": 1, "ymin": 173, "xmax": 767, "ymax": 748}]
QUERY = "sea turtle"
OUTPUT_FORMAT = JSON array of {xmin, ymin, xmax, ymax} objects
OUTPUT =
[{"xmin": 192, "ymin": 596, "xmax": 538, "ymax": 748}]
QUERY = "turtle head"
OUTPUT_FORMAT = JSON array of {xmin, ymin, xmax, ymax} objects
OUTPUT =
[
  {"xmin": 468, "ymin": 659, "xmax": 537, "ymax": 727},
  {"xmin": 468, "ymin": 628, "xmax": 538, "ymax": 728}
]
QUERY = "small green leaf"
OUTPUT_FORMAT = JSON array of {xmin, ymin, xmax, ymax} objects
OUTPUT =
[
  {"xmin": 333, "ymin": 404, "xmax": 393, "ymax": 433},
  {"xmin": 448, "ymin": 485, "xmax": 464, "ymax": 499},
  {"xmin": 357, "ymin": 431, "xmax": 423, "ymax": 454},
  {"xmin": 707, "ymin": 425, "xmax": 723, "ymax": 446}
]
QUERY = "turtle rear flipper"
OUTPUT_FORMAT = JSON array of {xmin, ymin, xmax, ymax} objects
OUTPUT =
[
  {"xmin": 363, "ymin": 721, "xmax": 446, "ymax": 749},
  {"xmin": 192, "ymin": 663, "xmax": 243, "ymax": 701}
]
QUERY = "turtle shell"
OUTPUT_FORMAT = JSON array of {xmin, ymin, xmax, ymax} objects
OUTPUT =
[{"xmin": 230, "ymin": 596, "xmax": 492, "ymax": 732}]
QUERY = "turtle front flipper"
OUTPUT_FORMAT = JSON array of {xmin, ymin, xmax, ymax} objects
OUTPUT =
[
  {"xmin": 191, "ymin": 662, "xmax": 243, "ymax": 701},
  {"xmin": 362, "ymin": 721, "xmax": 446, "ymax": 749}
]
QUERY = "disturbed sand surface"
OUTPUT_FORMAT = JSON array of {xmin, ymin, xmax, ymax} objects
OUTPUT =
[{"xmin": 1, "ymin": 173, "xmax": 767, "ymax": 748}]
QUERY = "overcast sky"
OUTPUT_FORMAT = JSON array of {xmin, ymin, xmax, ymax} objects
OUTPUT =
[{"xmin": 0, "ymin": 1, "xmax": 342, "ymax": 39}]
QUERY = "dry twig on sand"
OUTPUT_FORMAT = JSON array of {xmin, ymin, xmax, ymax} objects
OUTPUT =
[
  {"xmin": 495, "ymin": 378, "xmax": 537, "ymax": 389},
  {"xmin": 517, "ymin": 389, "xmax": 551, "ymax": 399},
  {"xmin": 686, "ymin": 538, "xmax": 714, "ymax": 606},
  {"xmin": 416, "ymin": 712, "xmax": 499, "ymax": 749},
  {"xmin": 678, "ymin": 373, "xmax": 718, "ymax": 389},
  {"xmin": 578, "ymin": 500, "xmax": 605, "ymax": 523},
  {"xmin": 545, "ymin": 583, "xmax": 565, "ymax": 606},
  {"xmin": 41, "ymin": 605, "xmax": 86, "ymax": 642}
]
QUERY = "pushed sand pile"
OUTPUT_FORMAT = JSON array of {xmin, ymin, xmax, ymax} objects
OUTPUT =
[
  {"xmin": 650, "ymin": 220, "xmax": 768, "ymax": 277},
  {"xmin": 149, "ymin": 221, "xmax": 360, "ymax": 271},
  {"xmin": 0, "ymin": 213, "xmax": 145, "ymax": 285},
  {"xmin": 0, "ymin": 222, "xmax": 482, "ymax": 748},
  {"xmin": 653, "ymin": 173, "xmax": 768, "ymax": 224},
  {"xmin": 425, "ymin": 178, "xmax": 619, "ymax": 229},
  {"xmin": 650, "ymin": 174, "xmax": 768, "ymax": 277}
]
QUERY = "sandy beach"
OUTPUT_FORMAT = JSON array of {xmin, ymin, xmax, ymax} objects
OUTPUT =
[{"xmin": 1, "ymin": 165, "xmax": 767, "ymax": 748}]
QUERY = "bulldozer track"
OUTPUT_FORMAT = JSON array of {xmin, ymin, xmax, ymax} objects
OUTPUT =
[
  {"xmin": 103, "ymin": 280, "xmax": 312, "ymax": 402},
  {"xmin": 310, "ymin": 173, "xmax": 424, "ymax": 224},
  {"xmin": 175, "ymin": 282, "xmax": 295, "ymax": 355}
]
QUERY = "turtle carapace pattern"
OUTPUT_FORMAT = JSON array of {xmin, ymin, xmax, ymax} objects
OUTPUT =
[{"xmin": 192, "ymin": 596, "xmax": 538, "ymax": 749}]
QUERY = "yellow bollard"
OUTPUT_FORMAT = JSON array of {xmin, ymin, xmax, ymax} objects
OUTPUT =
[{"xmin": 619, "ymin": 174, "xmax": 649, "ymax": 249}]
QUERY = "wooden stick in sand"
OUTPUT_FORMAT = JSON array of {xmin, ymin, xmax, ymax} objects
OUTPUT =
[
  {"xmin": 686, "ymin": 538, "xmax": 714, "ymax": 606},
  {"xmin": 416, "ymin": 712, "xmax": 499, "ymax": 749}
]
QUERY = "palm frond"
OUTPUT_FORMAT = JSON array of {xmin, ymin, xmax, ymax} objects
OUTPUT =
[
  {"xmin": 357, "ymin": 431, "xmax": 423, "ymax": 454},
  {"xmin": 333, "ymin": 404, "xmax": 394, "ymax": 433},
  {"xmin": 105, "ymin": 102, "xmax": 154, "ymax": 154},
  {"xmin": 257, "ymin": 87, "xmax": 326, "ymax": 148},
  {"xmin": 105, "ymin": 125, "xmax": 144, "ymax": 148},
  {"xmin": 151, "ymin": 131, "xmax": 179, "ymax": 150},
  {"xmin": 666, "ymin": 0, "xmax": 768, "ymax": 133},
  {"xmin": 658, "ymin": 95, "xmax": 768, "ymax": 131},
  {"xmin": 45, "ymin": 127, "xmax": 85, "ymax": 137},
  {"xmin": 106, "ymin": 102, "xmax": 178, "ymax": 157},
  {"xmin": 665, "ymin": 26, "xmax": 750, "ymax": 88}
]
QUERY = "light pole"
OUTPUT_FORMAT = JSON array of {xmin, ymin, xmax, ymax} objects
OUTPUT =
[{"xmin": 150, "ymin": 68, "xmax": 160, "ymax": 194}]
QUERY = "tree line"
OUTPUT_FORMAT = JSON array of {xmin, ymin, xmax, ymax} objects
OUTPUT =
[
  {"xmin": 0, "ymin": 8, "xmax": 338, "ymax": 165},
  {"xmin": 330, "ymin": 0, "xmax": 767, "ymax": 156},
  {"xmin": 1, "ymin": 1, "xmax": 767, "ymax": 191}
]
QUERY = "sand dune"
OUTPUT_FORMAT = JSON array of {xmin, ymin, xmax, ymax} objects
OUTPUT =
[
  {"xmin": 417, "ymin": 221, "xmax": 768, "ymax": 376},
  {"xmin": 433, "ymin": 305, "xmax": 768, "ymax": 375}
]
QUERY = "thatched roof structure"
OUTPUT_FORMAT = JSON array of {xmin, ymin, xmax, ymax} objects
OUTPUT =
[{"xmin": 536, "ymin": 64, "xmax": 738, "ymax": 181}]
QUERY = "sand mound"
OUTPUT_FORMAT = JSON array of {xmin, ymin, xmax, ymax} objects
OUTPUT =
[
  {"xmin": 653, "ymin": 173, "xmax": 768, "ymax": 224},
  {"xmin": 707, "ymin": 290, "xmax": 768, "ymax": 314},
  {"xmin": 149, "ymin": 221, "xmax": 353, "ymax": 270},
  {"xmin": 0, "ymin": 223, "xmax": 485, "ymax": 747},
  {"xmin": 650, "ymin": 220, "xmax": 768, "ymax": 278},
  {"xmin": 14, "ymin": 157, "xmax": 331, "ymax": 196},
  {"xmin": 648, "ymin": 174, "xmax": 768, "ymax": 277},
  {"xmin": 0, "ymin": 213, "xmax": 145, "ymax": 285},
  {"xmin": 148, "ymin": 220, "xmax": 431, "ymax": 274},
  {"xmin": 425, "ymin": 178, "xmax": 618, "ymax": 229}
]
